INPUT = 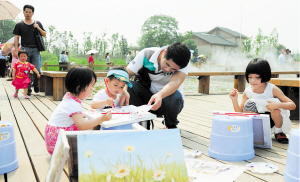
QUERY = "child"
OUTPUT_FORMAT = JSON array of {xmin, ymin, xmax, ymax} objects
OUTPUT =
[
  {"xmin": 229, "ymin": 58, "xmax": 296, "ymax": 144},
  {"xmin": 91, "ymin": 66, "xmax": 133, "ymax": 130},
  {"xmin": 12, "ymin": 50, "xmax": 40, "ymax": 99},
  {"xmin": 44, "ymin": 67, "xmax": 112, "ymax": 155}
]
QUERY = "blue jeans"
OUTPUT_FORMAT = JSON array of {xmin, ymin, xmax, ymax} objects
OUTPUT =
[
  {"xmin": 21, "ymin": 47, "xmax": 41, "ymax": 93},
  {"xmin": 127, "ymin": 81, "xmax": 184, "ymax": 128}
]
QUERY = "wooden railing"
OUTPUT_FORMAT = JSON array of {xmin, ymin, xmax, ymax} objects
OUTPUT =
[{"xmin": 42, "ymin": 62, "xmax": 127, "ymax": 71}]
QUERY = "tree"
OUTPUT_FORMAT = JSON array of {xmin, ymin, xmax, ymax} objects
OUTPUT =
[
  {"xmin": 118, "ymin": 35, "xmax": 129, "ymax": 56},
  {"xmin": 0, "ymin": 20, "xmax": 17, "ymax": 44},
  {"xmin": 181, "ymin": 31, "xmax": 198, "ymax": 56},
  {"xmin": 138, "ymin": 14, "xmax": 179, "ymax": 49},
  {"xmin": 108, "ymin": 33, "xmax": 119, "ymax": 56},
  {"xmin": 45, "ymin": 25, "xmax": 56, "ymax": 50},
  {"xmin": 83, "ymin": 32, "xmax": 93, "ymax": 55},
  {"xmin": 242, "ymin": 36, "xmax": 252, "ymax": 53}
]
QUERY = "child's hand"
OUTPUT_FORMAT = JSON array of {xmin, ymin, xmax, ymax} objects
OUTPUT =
[
  {"xmin": 102, "ymin": 111, "xmax": 112, "ymax": 121},
  {"xmin": 266, "ymin": 101, "xmax": 279, "ymax": 112},
  {"xmin": 229, "ymin": 89, "xmax": 238, "ymax": 100},
  {"xmin": 106, "ymin": 98, "xmax": 114, "ymax": 106}
]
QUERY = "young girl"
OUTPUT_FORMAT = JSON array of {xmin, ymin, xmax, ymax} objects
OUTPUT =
[
  {"xmin": 12, "ymin": 50, "xmax": 40, "ymax": 99},
  {"xmin": 229, "ymin": 58, "xmax": 296, "ymax": 144},
  {"xmin": 44, "ymin": 67, "xmax": 112, "ymax": 155},
  {"xmin": 91, "ymin": 66, "xmax": 133, "ymax": 130}
]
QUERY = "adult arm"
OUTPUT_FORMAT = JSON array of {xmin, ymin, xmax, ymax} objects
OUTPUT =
[
  {"xmin": 148, "ymin": 71, "xmax": 186, "ymax": 111},
  {"xmin": 13, "ymin": 35, "xmax": 20, "ymax": 58},
  {"xmin": 33, "ymin": 22, "xmax": 46, "ymax": 37}
]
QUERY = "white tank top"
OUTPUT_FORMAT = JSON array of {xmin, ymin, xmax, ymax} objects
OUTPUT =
[{"xmin": 244, "ymin": 83, "xmax": 274, "ymax": 99}]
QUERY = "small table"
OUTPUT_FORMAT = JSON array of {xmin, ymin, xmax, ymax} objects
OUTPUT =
[{"xmin": 269, "ymin": 78, "xmax": 299, "ymax": 120}]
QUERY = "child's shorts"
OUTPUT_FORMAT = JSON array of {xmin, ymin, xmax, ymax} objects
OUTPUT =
[{"xmin": 44, "ymin": 124, "xmax": 79, "ymax": 155}]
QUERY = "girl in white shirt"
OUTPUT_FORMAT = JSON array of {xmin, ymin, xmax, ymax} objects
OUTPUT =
[
  {"xmin": 91, "ymin": 67, "xmax": 133, "ymax": 130},
  {"xmin": 45, "ymin": 67, "xmax": 111, "ymax": 155},
  {"xmin": 229, "ymin": 58, "xmax": 296, "ymax": 144}
]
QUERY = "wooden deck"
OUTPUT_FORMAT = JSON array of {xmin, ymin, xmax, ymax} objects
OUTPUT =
[{"xmin": 0, "ymin": 78, "xmax": 299, "ymax": 182}]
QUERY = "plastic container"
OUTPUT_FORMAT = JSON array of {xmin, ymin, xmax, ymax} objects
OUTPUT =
[
  {"xmin": 284, "ymin": 128, "xmax": 300, "ymax": 182},
  {"xmin": 208, "ymin": 115, "xmax": 255, "ymax": 161},
  {"xmin": 0, "ymin": 121, "xmax": 19, "ymax": 175}
]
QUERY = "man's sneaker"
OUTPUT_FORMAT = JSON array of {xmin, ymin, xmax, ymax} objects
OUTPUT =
[
  {"xmin": 34, "ymin": 86, "xmax": 39, "ymax": 93},
  {"xmin": 27, "ymin": 91, "xmax": 32, "ymax": 96},
  {"xmin": 13, "ymin": 93, "xmax": 18, "ymax": 98},
  {"xmin": 24, "ymin": 95, "xmax": 29, "ymax": 99},
  {"xmin": 275, "ymin": 132, "xmax": 289, "ymax": 144}
]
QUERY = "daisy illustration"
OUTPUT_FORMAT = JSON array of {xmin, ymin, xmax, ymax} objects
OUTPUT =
[
  {"xmin": 152, "ymin": 169, "xmax": 166, "ymax": 181},
  {"xmin": 84, "ymin": 150, "xmax": 94, "ymax": 158},
  {"xmin": 114, "ymin": 165, "xmax": 130, "ymax": 179},
  {"xmin": 106, "ymin": 174, "xmax": 111, "ymax": 181},
  {"xmin": 124, "ymin": 145, "xmax": 135, "ymax": 153}
]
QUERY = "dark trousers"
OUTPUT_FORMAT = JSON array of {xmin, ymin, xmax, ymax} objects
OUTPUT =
[
  {"xmin": 59, "ymin": 62, "xmax": 67, "ymax": 71},
  {"xmin": 0, "ymin": 59, "xmax": 6, "ymax": 77},
  {"xmin": 127, "ymin": 81, "xmax": 184, "ymax": 128}
]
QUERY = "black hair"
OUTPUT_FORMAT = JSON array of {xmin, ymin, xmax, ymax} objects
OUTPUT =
[
  {"xmin": 61, "ymin": 51, "xmax": 65, "ymax": 54},
  {"xmin": 105, "ymin": 53, "xmax": 109, "ymax": 58},
  {"xmin": 66, "ymin": 52, "xmax": 69, "ymax": 54},
  {"xmin": 65, "ymin": 67, "xmax": 97, "ymax": 96},
  {"xmin": 107, "ymin": 66, "xmax": 128, "ymax": 81},
  {"xmin": 164, "ymin": 42, "xmax": 191, "ymax": 69},
  {"xmin": 245, "ymin": 58, "xmax": 271, "ymax": 83},
  {"xmin": 91, "ymin": 53, "xmax": 94, "ymax": 55},
  {"xmin": 23, "ymin": 5, "xmax": 34, "ymax": 12},
  {"xmin": 18, "ymin": 50, "xmax": 28, "ymax": 57},
  {"xmin": 128, "ymin": 51, "xmax": 131, "ymax": 53}
]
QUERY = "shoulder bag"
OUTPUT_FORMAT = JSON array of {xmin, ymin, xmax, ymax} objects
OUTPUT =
[{"xmin": 34, "ymin": 20, "xmax": 46, "ymax": 51}]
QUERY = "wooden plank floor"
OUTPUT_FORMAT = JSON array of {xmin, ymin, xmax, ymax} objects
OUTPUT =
[{"xmin": 0, "ymin": 78, "xmax": 298, "ymax": 182}]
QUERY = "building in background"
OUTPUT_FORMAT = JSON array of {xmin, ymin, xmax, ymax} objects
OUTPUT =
[{"xmin": 192, "ymin": 27, "xmax": 247, "ymax": 57}]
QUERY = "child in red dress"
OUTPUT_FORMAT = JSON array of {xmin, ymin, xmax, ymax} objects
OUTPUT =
[{"xmin": 12, "ymin": 50, "xmax": 40, "ymax": 99}]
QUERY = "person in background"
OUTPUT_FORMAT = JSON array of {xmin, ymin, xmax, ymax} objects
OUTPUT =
[
  {"xmin": 89, "ymin": 53, "xmax": 94, "ymax": 70},
  {"xmin": 65, "ymin": 52, "xmax": 69, "ymax": 62},
  {"xmin": 278, "ymin": 49, "xmax": 286, "ymax": 65},
  {"xmin": 9, "ymin": 44, "xmax": 20, "ymax": 77},
  {"xmin": 285, "ymin": 49, "xmax": 295, "ymax": 66},
  {"xmin": 264, "ymin": 48, "xmax": 275, "ymax": 63},
  {"xmin": 0, "ymin": 48, "xmax": 7, "ymax": 77},
  {"xmin": 59, "ymin": 51, "xmax": 67, "ymax": 71},
  {"xmin": 13, "ymin": 4, "xmax": 46, "ymax": 95},
  {"xmin": 105, "ymin": 53, "xmax": 111, "ymax": 70},
  {"xmin": 126, "ymin": 51, "xmax": 131, "ymax": 65}
]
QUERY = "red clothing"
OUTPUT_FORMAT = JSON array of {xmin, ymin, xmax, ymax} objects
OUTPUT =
[
  {"xmin": 88, "ymin": 56, "xmax": 94, "ymax": 64},
  {"xmin": 12, "ymin": 61, "xmax": 36, "ymax": 89},
  {"xmin": 13, "ymin": 61, "xmax": 36, "ymax": 78}
]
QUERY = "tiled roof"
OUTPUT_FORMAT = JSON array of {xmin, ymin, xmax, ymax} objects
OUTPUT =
[
  {"xmin": 207, "ymin": 27, "xmax": 247, "ymax": 38},
  {"xmin": 192, "ymin": 32, "xmax": 238, "ymax": 46}
]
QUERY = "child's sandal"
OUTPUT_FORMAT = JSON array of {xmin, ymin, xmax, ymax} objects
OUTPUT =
[
  {"xmin": 275, "ymin": 132, "xmax": 289, "ymax": 144},
  {"xmin": 14, "ymin": 93, "xmax": 18, "ymax": 98},
  {"xmin": 24, "ymin": 95, "xmax": 29, "ymax": 99}
]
